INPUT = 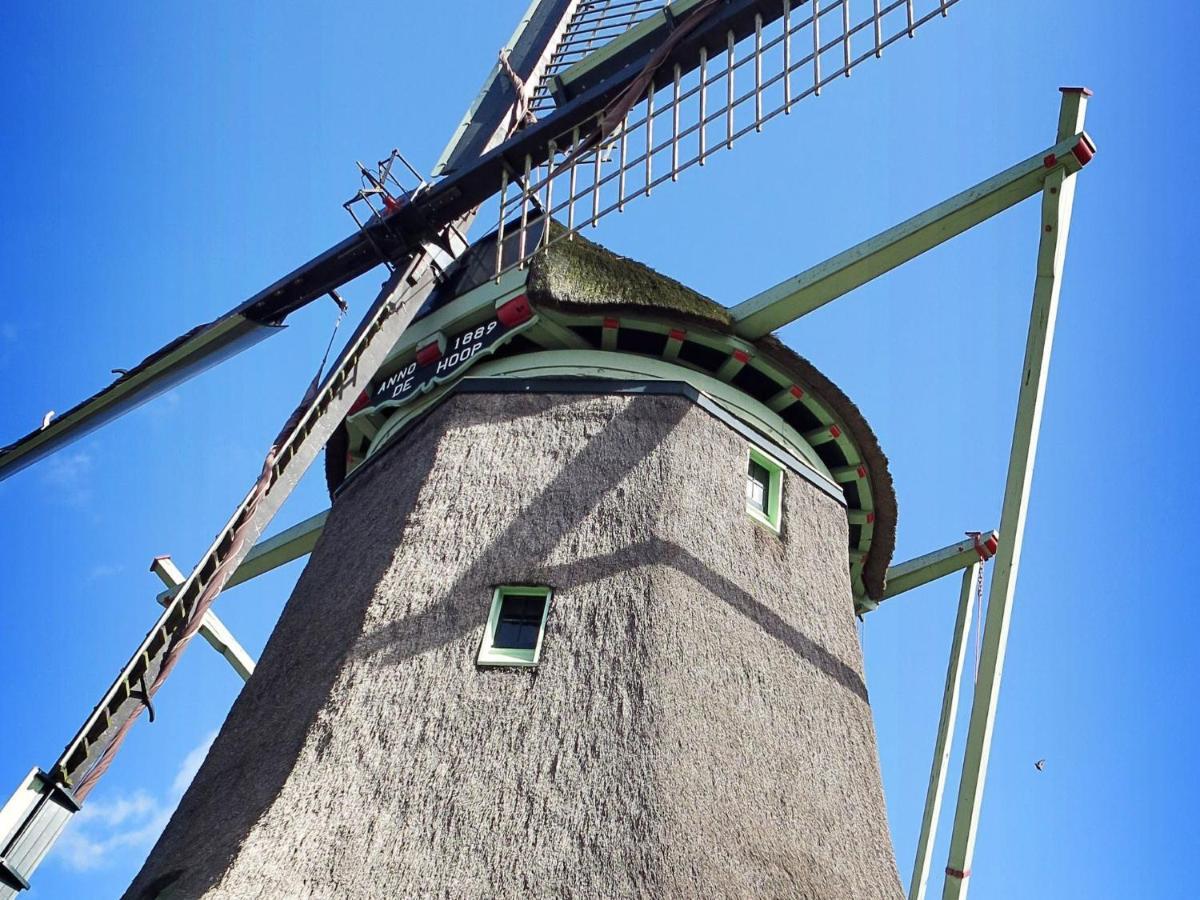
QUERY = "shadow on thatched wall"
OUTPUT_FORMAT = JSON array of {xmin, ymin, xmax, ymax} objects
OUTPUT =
[
  {"xmin": 349, "ymin": 396, "xmax": 865, "ymax": 700},
  {"xmin": 125, "ymin": 392, "xmax": 885, "ymax": 899},
  {"xmin": 128, "ymin": 394, "xmax": 687, "ymax": 899}
]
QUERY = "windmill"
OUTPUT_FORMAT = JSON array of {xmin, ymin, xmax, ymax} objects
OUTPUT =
[{"xmin": 0, "ymin": 1, "xmax": 1096, "ymax": 897}]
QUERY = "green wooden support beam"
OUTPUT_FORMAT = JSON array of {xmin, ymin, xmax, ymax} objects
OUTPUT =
[
  {"xmin": 150, "ymin": 557, "xmax": 256, "ymax": 682},
  {"xmin": 731, "ymin": 129, "xmax": 1096, "ymax": 339},
  {"xmin": 941, "ymin": 88, "xmax": 1092, "ymax": 900},
  {"xmin": 909, "ymin": 563, "xmax": 981, "ymax": 900},
  {"xmin": 714, "ymin": 343, "xmax": 754, "ymax": 382},
  {"xmin": 225, "ymin": 509, "xmax": 328, "ymax": 590},
  {"xmin": 767, "ymin": 384, "xmax": 804, "ymax": 413},
  {"xmin": 880, "ymin": 531, "xmax": 997, "ymax": 602}
]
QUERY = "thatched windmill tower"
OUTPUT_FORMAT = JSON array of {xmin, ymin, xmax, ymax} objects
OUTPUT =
[
  {"xmin": 0, "ymin": 2, "xmax": 1094, "ymax": 896},
  {"xmin": 123, "ymin": 230, "xmax": 904, "ymax": 898}
]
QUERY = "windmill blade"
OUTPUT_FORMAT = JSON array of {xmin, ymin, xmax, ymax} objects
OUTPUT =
[
  {"xmin": 489, "ymin": 0, "xmax": 965, "ymax": 274},
  {"xmin": 0, "ymin": 0, "xmax": 959, "ymax": 483},
  {"xmin": 0, "ymin": 208, "xmax": 408, "ymax": 483},
  {"xmin": 0, "ymin": 313, "xmax": 278, "ymax": 482},
  {"xmin": 434, "ymin": 0, "xmax": 581, "ymax": 177},
  {"xmin": 51, "ymin": 243, "xmax": 446, "ymax": 801}
]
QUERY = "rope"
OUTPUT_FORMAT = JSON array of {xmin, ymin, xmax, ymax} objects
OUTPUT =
[
  {"xmin": 318, "ymin": 291, "xmax": 349, "ymax": 381},
  {"xmin": 498, "ymin": 48, "xmax": 537, "ymax": 137}
]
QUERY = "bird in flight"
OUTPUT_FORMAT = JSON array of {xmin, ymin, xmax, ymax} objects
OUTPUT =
[{"xmin": 1034, "ymin": 759, "xmax": 1046, "ymax": 772}]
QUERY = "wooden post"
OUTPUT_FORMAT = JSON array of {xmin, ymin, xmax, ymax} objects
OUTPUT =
[
  {"xmin": 909, "ymin": 562, "xmax": 979, "ymax": 900},
  {"xmin": 940, "ymin": 87, "xmax": 1091, "ymax": 899}
]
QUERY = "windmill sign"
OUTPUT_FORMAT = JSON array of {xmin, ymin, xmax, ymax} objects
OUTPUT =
[{"xmin": 370, "ymin": 304, "xmax": 536, "ymax": 407}]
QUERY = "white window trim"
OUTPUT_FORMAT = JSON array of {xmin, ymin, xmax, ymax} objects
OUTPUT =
[{"xmin": 477, "ymin": 585, "xmax": 553, "ymax": 667}]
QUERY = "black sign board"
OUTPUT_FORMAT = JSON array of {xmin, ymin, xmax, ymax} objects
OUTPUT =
[{"xmin": 371, "ymin": 316, "xmax": 523, "ymax": 407}]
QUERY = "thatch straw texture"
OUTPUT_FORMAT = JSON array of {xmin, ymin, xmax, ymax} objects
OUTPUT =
[{"xmin": 131, "ymin": 392, "xmax": 900, "ymax": 899}]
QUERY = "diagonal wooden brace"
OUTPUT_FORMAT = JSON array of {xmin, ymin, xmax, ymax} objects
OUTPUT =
[
  {"xmin": 150, "ymin": 557, "xmax": 255, "ymax": 682},
  {"xmin": 731, "ymin": 128, "xmax": 1096, "ymax": 338}
]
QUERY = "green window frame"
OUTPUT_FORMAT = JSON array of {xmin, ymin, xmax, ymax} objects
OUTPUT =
[
  {"xmin": 477, "ymin": 586, "xmax": 553, "ymax": 667},
  {"xmin": 746, "ymin": 446, "xmax": 783, "ymax": 532}
]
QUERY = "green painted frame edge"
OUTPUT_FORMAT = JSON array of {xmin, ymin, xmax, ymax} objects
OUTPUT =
[
  {"xmin": 477, "ymin": 585, "xmax": 554, "ymax": 667},
  {"xmin": 746, "ymin": 445, "xmax": 783, "ymax": 533},
  {"xmin": 458, "ymin": 349, "xmax": 834, "ymax": 480}
]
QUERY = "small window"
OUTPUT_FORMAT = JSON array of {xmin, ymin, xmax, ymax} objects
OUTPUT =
[
  {"xmin": 746, "ymin": 447, "xmax": 783, "ymax": 531},
  {"xmin": 478, "ymin": 586, "xmax": 553, "ymax": 667}
]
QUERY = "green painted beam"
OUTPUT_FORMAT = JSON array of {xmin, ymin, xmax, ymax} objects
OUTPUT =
[
  {"xmin": 880, "ymin": 531, "xmax": 997, "ymax": 602},
  {"xmin": 731, "ymin": 130, "xmax": 1097, "ymax": 339},
  {"xmin": 225, "ymin": 509, "xmax": 328, "ymax": 589},
  {"xmin": 149, "ymin": 556, "xmax": 256, "ymax": 682},
  {"xmin": 909, "ymin": 563, "xmax": 980, "ymax": 900},
  {"xmin": 942, "ymin": 89, "xmax": 1092, "ymax": 900}
]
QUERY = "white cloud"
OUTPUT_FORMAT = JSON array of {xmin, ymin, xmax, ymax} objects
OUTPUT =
[
  {"xmin": 171, "ymin": 731, "xmax": 216, "ymax": 795},
  {"xmin": 51, "ymin": 730, "xmax": 219, "ymax": 873},
  {"xmin": 41, "ymin": 450, "xmax": 94, "ymax": 506},
  {"xmin": 75, "ymin": 791, "xmax": 157, "ymax": 828}
]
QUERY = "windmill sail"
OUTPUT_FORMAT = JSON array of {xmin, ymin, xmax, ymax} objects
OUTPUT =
[
  {"xmin": 0, "ymin": 219, "xmax": 409, "ymax": 482},
  {"xmin": 495, "ymin": 0, "xmax": 963, "ymax": 274}
]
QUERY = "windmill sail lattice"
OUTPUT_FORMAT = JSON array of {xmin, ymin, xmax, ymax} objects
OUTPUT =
[
  {"xmin": 528, "ymin": 0, "xmax": 677, "ymax": 116},
  {"xmin": 499, "ymin": 0, "xmax": 959, "ymax": 274}
]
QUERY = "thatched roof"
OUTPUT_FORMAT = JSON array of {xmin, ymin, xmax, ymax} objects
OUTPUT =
[{"xmin": 527, "ymin": 231, "xmax": 731, "ymax": 330}]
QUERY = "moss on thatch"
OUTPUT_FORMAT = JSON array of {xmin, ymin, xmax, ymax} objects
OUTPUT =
[{"xmin": 527, "ymin": 229, "xmax": 731, "ymax": 329}]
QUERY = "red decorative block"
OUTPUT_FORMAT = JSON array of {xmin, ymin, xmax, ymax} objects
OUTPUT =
[{"xmin": 497, "ymin": 294, "xmax": 534, "ymax": 327}]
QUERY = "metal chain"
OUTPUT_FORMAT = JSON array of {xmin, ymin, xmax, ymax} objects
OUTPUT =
[{"xmin": 973, "ymin": 557, "xmax": 985, "ymax": 682}]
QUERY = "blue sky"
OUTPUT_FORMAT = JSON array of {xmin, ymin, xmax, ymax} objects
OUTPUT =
[{"xmin": 0, "ymin": 2, "xmax": 1195, "ymax": 897}]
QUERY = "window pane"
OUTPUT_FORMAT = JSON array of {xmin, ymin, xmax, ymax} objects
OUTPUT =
[
  {"xmin": 493, "ymin": 593, "xmax": 546, "ymax": 650},
  {"xmin": 747, "ymin": 459, "xmax": 770, "ymax": 512}
]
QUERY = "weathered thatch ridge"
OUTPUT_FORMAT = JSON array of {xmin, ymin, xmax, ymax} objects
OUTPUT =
[
  {"xmin": 527, "ymin": 229, "xmax": 732, "ymax": 329},
  {"xmin": 755, "ymin": 334, "xmax": 897, "ymax": 600}
]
